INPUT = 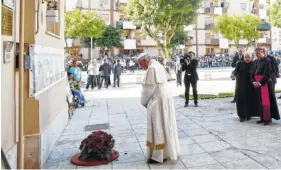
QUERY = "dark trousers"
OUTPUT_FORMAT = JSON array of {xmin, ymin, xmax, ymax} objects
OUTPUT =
[
  {"xmin": 184, "ymin": 79, "xmax": 198, "ymax": 104},
  {"xmin": 176, "ymin": 70, "xmax": 182, "ymax": 86},
  {"xmin": 99, "ymin": 76, "xmax": 109, "ymax": 89},
  {"xmin": 233, "ymin": 82, "xmax": 237, "ymax": 101},
  {"xmin": 114, "ymin": 74, "xmax": 120, "ymax": 87},
  {"xmin": 86, "ymin": 75, "xmax": 97, "ymax": 89}
]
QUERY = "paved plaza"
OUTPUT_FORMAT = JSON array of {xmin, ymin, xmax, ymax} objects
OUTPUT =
[{"xmin": 45, "ymin": 68, "xmax": 281, "ymax": 169}]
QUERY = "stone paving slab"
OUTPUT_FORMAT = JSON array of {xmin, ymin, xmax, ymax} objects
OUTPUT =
[{"xmin": 44, "ymin": 95, "xmax": 281, "ymax": 169}]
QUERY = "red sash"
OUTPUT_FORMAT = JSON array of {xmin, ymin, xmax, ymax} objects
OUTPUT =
[{"xmin": 255, "ymin": 75, "xmax": 271, "ymax": 121}]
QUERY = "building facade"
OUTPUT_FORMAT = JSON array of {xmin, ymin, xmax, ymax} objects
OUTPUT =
[
  {"xmin": 1, "ymin": 0, "xmax": 68, "ymax": 168},
  {"xmin": 185, "ymin": 0, "xmax": 280, "ymax": 56},
  {"xmin": 76, "ymin": 0, "xmax": 159, "ymax": 59}
]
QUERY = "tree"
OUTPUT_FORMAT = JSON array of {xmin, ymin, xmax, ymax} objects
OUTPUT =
[
  {"xmin": 268, "ymin": 0, "xmax": 281, "ymax": 28},
  {"xmin": 65, "ymin": 8, "xmax": 106, "ymax": 39},
  {"xmin": 171, "ymin": 28, "xmax": 188, "ymax": 49},
  {"xmin": 240, "ymin": 14, "xmax": 260, "ymax": 50},
  {"xmin": 84, "ymin": 25, "xmax": 122, "ymax": 54},
  {"xmin": 125, "ymin": 0, "xmax": 201, "ymax": 59},
  {"xmin": 214, "ymin": 14, "xmax": 260, "ymax": 50}
]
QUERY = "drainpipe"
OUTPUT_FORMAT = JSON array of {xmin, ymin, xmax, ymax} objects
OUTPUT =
[{"xmin": 17, "ymin": 0, "xmax": 25, "ymax": 169}]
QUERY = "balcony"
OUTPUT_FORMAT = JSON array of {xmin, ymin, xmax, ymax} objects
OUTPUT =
[
  {"xmin": 205, "ymin": 23, "xmax": 215, "ymax": 29},
  {"xmin": 119, "ymin": 0, "xmax": 129, "ymax": 4},
  {"xmin": 257, "ymin": 38, "xmax": 271, "ymax": 44},
  {"xmin": 204, "ymin": 7, "xmax": 227, "ymax": 15},
  {"xmin": 205, "ymin": 38, "xmax": 219, "ymax": 45},
  {"xmin": 116, "ymin": 21, "xmax": 140, "ymax": 30},
  {"xmin": 124, "ymin": 39, "xmax": 136, "ymax": 49}
]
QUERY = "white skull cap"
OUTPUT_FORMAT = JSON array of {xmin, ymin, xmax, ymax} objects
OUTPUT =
[{"xmin": 137, "ymin": 53, "xmax": 147, "ymax": 60}]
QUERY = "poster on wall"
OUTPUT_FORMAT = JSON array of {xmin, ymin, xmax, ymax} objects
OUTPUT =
[{"xmin": 29, "ymin": 45, "xmax": 66, "ymax": 96}]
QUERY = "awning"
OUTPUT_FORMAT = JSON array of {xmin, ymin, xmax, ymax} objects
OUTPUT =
[{"xmin": 257, "ymin": 22, "xmax": 271, "ymax": 31}]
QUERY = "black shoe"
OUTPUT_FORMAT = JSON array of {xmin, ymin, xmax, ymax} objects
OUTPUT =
[
  {"xmin": 264, "ymin": 121, "xmax": 271, "ymax": 125},
  {"xmin": 184, "ymin": 103, "xmax": 188, "ymax": 107},
  {"xmin": 195, "ymin": 103, "xmax": 198, "ymax": 107},
  {"xmin": 231, "ymin": 100, "xmax": 236, "ymax": 103},
  {"xmin": 240, "ymin": 118, "xmax": 245, "ymax": 122},
  {"xmin": 256, "ymin": 120, "xmax": 264, "ymax": 124},
  {"xmin": 246, "ymin": 117, "xmax": 251, "ymax": 121},
  {"xmin": 278, "ymin": 96, "xmax": 281, "ymax": 99}
]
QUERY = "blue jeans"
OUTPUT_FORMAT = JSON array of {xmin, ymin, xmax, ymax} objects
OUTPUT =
[{"xmin": 71, "ymin": 89, "xmax": 85, "ymax": 103}]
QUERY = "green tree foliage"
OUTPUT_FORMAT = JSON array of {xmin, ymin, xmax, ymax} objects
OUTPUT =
[
  {"xmin": 96, "ymin": 25, "xmax": 122, "ymax": 48},
  {"xmin": 125, "ymin": 0, "xmax": 201, "ymax": 59},
  {"xmin": 268, "ymin": 0, "xmax": 281, "ymax": 28},
  {"xmin": 65, "ymin": 8, "xmax": 106, "ymax": 38},
  {"xmin": 83, "ymin": 26, "xmax": 122, "ymax": 47},
  {"xmin": 214, "ymin": 14, "xmax": 260, "ymax": 50},
  {"xmin": 171, "ymin": 28, "xmax": 188, "ymax": 48},
  {"xmin": 83, "ymin": 25, "xmax": 122, "ymax": 53}
]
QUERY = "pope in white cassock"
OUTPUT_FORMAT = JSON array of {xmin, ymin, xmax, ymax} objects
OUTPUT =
[{"xmin": 137, "ymin": 53, "xmax": 180, "ymax": 164}]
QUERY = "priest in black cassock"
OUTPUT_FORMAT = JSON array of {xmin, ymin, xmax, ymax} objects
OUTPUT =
[
  {"xmin": 231, "ymin": 54, "xmax": 260, "ymax": 122},
  {"xmin": 251, "ymin": 47, "xmax": 280, "ymax": 125}
]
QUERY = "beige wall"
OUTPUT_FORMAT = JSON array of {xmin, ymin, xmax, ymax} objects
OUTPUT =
[
  {"xmin": 1, "ymin": 45, "xmax": 16, "ymax": 151},
  {"xmin": 1, "ymin": 3, "xmax": 18, "ymax": 153}
]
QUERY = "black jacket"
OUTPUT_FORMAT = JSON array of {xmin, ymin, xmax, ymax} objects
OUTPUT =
[
  {"xmin": 231, "ymin": 52, "xmax": 244, "ymax": 68},
  {"xmin": 266, "ymin": 54, "xmax": 279, "ymax": 84},
  {"xmin": 182, "ymin": 59, "xmax": 199, "ymax": 81},
  {"xmin": 99, "ymin": 63, "xmax": 111, "ymax": 76}
]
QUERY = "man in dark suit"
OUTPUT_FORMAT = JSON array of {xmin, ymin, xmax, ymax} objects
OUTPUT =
[
  {"xmin": 113, "ymin": 60, "xmax": 122, "ymax": 87},
  {"xmin": 263, "ymin": 46, "xmax": 279, "ymax": 91},
  {"xmin": 98, "ymin": 59, "xmax": 111, "ymax": 89},
  {"xmin": 231, "ymin": 49, "xmax": 244, "ymax": 103},
  {"xmin": 181, "ymin": 52, "xmax": 199, "ymax": 107}
]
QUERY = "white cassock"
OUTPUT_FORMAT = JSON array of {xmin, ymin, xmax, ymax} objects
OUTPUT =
[{"xmin": 141, "ymin": 59, "xmax": 180, "ymax": 163}]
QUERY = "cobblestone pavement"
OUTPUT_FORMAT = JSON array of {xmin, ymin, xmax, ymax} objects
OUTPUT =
[{"xmin": 44, "ymin": 84, "xmax": 281, "ymax": 169}]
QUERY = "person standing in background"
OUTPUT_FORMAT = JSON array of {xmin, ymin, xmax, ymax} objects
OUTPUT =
[
  {"xmin": 262, "ymin": 46, "xmax": 279, "ymax": 91},
  {"xmin": 68, "ymin": 60, "xmax": 82, "ymax": 82},
  {"xmin": 113, "ymin": 60, "xmax": 122, "ymax": 87},
  {"xmin": 175, "ymin": 55, "xmax": 182, "ymax": 86},
  {"xmin": 86, "ymin": 59, "xmax": 100, "ymax": 90},
  {"xmin": 98, "ymin": 59, "xmax": 111, "ymax": 89},
  {"xmin": 231, "ymin": 49, "xmax": 245, "ymax": 103}
]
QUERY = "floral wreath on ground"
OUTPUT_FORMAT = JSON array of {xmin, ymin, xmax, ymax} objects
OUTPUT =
[{"xmin": 79, "ymin": 130, "xmax": 115, "ymax": 161}]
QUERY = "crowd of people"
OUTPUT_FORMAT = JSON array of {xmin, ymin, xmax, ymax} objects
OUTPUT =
[{"xmin": 198, "ymin": 53, "xmax": 232, "ymax": 68}]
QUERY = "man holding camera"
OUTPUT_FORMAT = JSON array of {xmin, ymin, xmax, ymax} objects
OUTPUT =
[{"xmin": 181, "ymin": 52, "xmax": 199, "ymax": 107}]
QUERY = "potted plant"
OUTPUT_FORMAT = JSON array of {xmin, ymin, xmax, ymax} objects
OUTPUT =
[{"xmin": 71, "ymin": 130, "xmax": 119, "ymax": 166}]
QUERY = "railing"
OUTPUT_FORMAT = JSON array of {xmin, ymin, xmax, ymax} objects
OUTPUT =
[
  {"xmin": 205, "ymin": 23, "xmax": 215, "ymax": 29},
  {"xmin": 204, "ymin": 6, "xmax": 227, "ymax": 14}
]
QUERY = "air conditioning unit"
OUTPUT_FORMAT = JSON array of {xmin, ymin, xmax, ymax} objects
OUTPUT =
[{"xmin": 100, "ymin": 4, "xmax": 104, "ymax": 8}]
